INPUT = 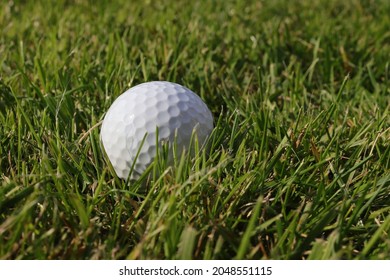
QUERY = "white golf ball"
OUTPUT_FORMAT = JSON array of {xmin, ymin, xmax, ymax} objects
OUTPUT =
[{"xmin": 100, "ymin": 81, "xmax": 214, "ymax": 180}]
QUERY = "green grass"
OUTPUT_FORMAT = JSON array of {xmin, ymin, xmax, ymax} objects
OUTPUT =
[{"xmin": 0, "ymin": 0, "xmax": 389, "ymax": 260}]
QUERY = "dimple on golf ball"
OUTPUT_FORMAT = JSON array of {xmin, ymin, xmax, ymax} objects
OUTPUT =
[{"xmin": 100, "ymin": 81, "xmax": 214, "ymax": 180}]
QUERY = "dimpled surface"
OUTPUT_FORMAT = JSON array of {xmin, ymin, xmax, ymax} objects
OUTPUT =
[{"xmin": 101, "ymin": 81, "xmax": 214, "ymax": 180}]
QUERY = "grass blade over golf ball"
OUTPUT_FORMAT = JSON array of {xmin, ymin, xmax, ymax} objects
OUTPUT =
[{"xmin": 100, "ymin": 81, "xmax": 214, "ymax": 180}]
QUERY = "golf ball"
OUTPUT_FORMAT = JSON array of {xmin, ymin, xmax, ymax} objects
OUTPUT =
[{"xmin": 100, "ymin": 81, "xmax": 214, "ymax": 180}]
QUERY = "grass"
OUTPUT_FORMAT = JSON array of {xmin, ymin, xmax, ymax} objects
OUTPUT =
[{"xmin": 0, "ymin": 0, "xmax": 389, "ymax": 260}]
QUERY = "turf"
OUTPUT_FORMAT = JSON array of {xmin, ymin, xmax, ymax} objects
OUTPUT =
[{"xmin": 0, "ymin": 0, "xmax": 389, "ymax": 260}]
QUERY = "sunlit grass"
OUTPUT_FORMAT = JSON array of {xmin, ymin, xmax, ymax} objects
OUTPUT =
[{"xmin": 0, "ymin": 0, "xmax": 389, "ymax": 259}]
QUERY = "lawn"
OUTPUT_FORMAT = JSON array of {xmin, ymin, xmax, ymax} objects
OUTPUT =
[{"xmin": 0, "ymin": 0, "xmax": 389, "ymax": 259}]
